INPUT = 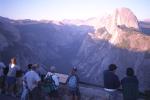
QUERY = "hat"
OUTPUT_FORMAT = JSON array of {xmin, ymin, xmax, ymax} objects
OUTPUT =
[
  {"xmin": 32, "ymin": 64, "xmax": 39, "ymax": 68},
  {"xmin": 50, "ymin": 66, "xmax": 56, "ymax": 72}
]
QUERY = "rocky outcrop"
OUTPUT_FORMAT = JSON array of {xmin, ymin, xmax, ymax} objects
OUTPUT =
[
  {"xmin": 75, "ymin": 8, "xmax": 150, "ymax": 92},
  {"xmin": 114, "ymin": 8, "xmax": 139, "ymax": 30}
]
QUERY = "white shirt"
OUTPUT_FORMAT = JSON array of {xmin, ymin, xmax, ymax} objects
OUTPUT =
[
  {"xmin": 104, "ymin": 88, "xmax": 117, "ymax": 92},
  {"xmin": 7, "ymin": 64, "xmax": 20, "ymax": 77},
  {"xmin": 45, "ymin": 72, "xmax": 59, "ymax": 86},
  {"xmin": 24, "ymin": 70, "xmax": 41, "ymax": 91}
]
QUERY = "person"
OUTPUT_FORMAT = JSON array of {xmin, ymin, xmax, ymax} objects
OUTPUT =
[
  {"xmin": 44, "ymin": 66, "xmax": 60, "ymax": 100},
  {"xmin": 121, "ymin": 68, "xmax": 139, "ymax": 100},
  {"xmin": 24, "ymin": 64, "xmax": 41, "ymax": 100},
  {"xmin": 0, "ymin": 62, "xmax": 6, "ymax": 94},
  {"xmin": 66, "ymin": 67, "xmax": 80, "ymax": 100},
  {"xmin": 103, "ymin": 64, "xmax": 120, "ymax": 100},
  {"xmin": 6, "ymin": 57, "xmax": 20, "ymax": 96},
  {"xmin": 21, "ymin": 64, "xmax": 32, "ymax": 100}
]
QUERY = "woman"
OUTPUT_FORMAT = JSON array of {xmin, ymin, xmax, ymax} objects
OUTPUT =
[
  {"xmin": 121, "ymin": 68, "xmax": 139, "ymax": 100},
  {"xmin": 6, "ymin": 57, "xmax": 20, "ymax": 96}
]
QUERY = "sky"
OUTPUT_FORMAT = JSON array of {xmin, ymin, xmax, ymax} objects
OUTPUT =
[{"xmin": 0, "ymin": 0, "xmax": 149, "ymax": 20}]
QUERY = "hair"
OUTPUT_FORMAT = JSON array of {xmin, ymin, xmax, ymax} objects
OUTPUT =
[
  {"xmin": 11, "ymin": 57, "xmax": 17, "ymax": 64},
  {"xmin": 126, "ymin": 67, "xmax": 134, "ymax": 76},
  {"xmin": 28, "ymin": 64, "xmax": 32, "ymax": 70},
  {"xmin": 71, "ymin": 67, "xmax": 77, "ymax": 74},
  {"xmin": 108, "ymin": 64, "xmax": 117, "ymax": 71}
]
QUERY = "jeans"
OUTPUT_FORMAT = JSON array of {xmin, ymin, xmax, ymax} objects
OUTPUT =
[{"xmin": 21, "ymin": 87, "xmax": 29, "ymax": 100}]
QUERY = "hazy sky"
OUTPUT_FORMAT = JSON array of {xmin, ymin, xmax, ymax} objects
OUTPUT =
[{"xmin": 0, "ymin": 0, "xmax": 149, "ymax": 20}]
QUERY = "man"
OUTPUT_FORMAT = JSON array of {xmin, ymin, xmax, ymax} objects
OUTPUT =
[
  {"xmin": 44, "ymin": 66, "xmax": 60, "ymax": 99},
  {"xmin": 24, "ymin": 64, "xmax": 41, "ymax": 100},
  {"xmin": 45, "ymin": 66, "xmax": 59, "ymax": 88},
  {"xmin": 103, "ymin": 64, "xmax": 120, "ymax": 100},
  {"xmin": 21, "ymin": 64, "xmax": 32, "ymax": 100},
  {"xmin": 121, "ymin": 68, "xmax": 139, "ymax": 100}
]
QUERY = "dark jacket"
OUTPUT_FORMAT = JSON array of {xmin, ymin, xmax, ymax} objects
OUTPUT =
[
  {"xmin": 121, "ymin": 76, "xmax": 139, "ymax": 100},
  {"xmin": 103, "ymin": 70, "xmax": 120, "ymax": 89}
]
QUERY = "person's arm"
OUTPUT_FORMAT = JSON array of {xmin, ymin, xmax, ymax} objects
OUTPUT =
[
  {"xmin": 119, "ymin": 78, "xmax": 124, "ymax": 90},
  {"xmin": 114, "ymin": 75, "xmax": 120, "ymax": 89},
  {"xmin": 44, "ymin": 72, "xmax": 51, "ymax": 79},
  {"xmin": 44, "ymin": 73, "xmax": 48, "ymax": 79},
  {"xmin": 76, "ymin": 75, "xmax": 79, "ymax": 87},
  {"xmin": 66, "ymin": 76, "xmax": 70, "ymax": 84},
  {"xmin": 33, "ymin": 73, "xmax": 41, "ymax": 86}
]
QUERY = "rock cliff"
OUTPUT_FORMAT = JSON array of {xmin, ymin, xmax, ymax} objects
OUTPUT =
[{"xmin": 75, "ymin": 8, "xmax": 150, "ymax": 91}]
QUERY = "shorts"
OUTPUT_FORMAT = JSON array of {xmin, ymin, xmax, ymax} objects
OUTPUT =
[
  {"xmin": 6, "ymin": 76, "xmax": 16, "ymax": 85},
  {"xmin": 68, "ymin": 87, "xmax": 80, "ymax": 96}
]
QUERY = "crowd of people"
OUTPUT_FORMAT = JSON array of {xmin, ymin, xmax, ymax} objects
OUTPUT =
[
  {"xmin": 0, "ymin": 57, "xmax": 139, "ymax": 100},
  {"xmin": 0, "ymin": 57, "xmax": 80, "ymax": 100}
]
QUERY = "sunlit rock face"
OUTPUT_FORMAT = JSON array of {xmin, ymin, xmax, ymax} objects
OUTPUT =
[
  {"xmin": 75, "ymin": 8, "xmax": 150, "ymax": 91},
  {"xmin": 114, "ymin": 8, "xmax": 139, "ymax": 30}
]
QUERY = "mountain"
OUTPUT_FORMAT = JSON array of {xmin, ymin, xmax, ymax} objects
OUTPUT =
[
  {"xmin": 0, "ymin": 16, "xmax": 94, "ymax": 73},
  {"xmin": 0, "ymin": 8, "xmax": 150, "ymax": 92},
  {"xmin": 74, "ymin": 8, "xmax": 150, "ymax": 91}
]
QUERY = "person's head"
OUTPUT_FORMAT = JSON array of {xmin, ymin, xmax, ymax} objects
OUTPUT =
[
  {"xmin": 108, "ymin": 64, "xmax": 117, "ymax": 72},
  {"xmin": 27, "ymin": 64, "xmax": 32, "ymax": 70},
  {"xmin": 71, "ymin": 67, "xmax": 77, "ymax": 74},
  {"xmin": 31, "ymin": 64, "xmax": 39, "ymax": 70},
  {"xmin": 126, "ymin": 67, "xmax": 134, "ymax": 76},
  {"xmin": 11, "ymin": 57, "xmax": 17, "ymax": 64},
  {"xmin": 50, "ymin": 66, "xmax": 56, "ymax": 73}
]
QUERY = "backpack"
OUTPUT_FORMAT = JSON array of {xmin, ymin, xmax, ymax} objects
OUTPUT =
[
  {"xmin": 68, "ymin": 75, "xmax": 77, "ymax": 90},
  {"xmin": 42, "ymin": 75, "xmax": 56, "ymax": 93}
]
